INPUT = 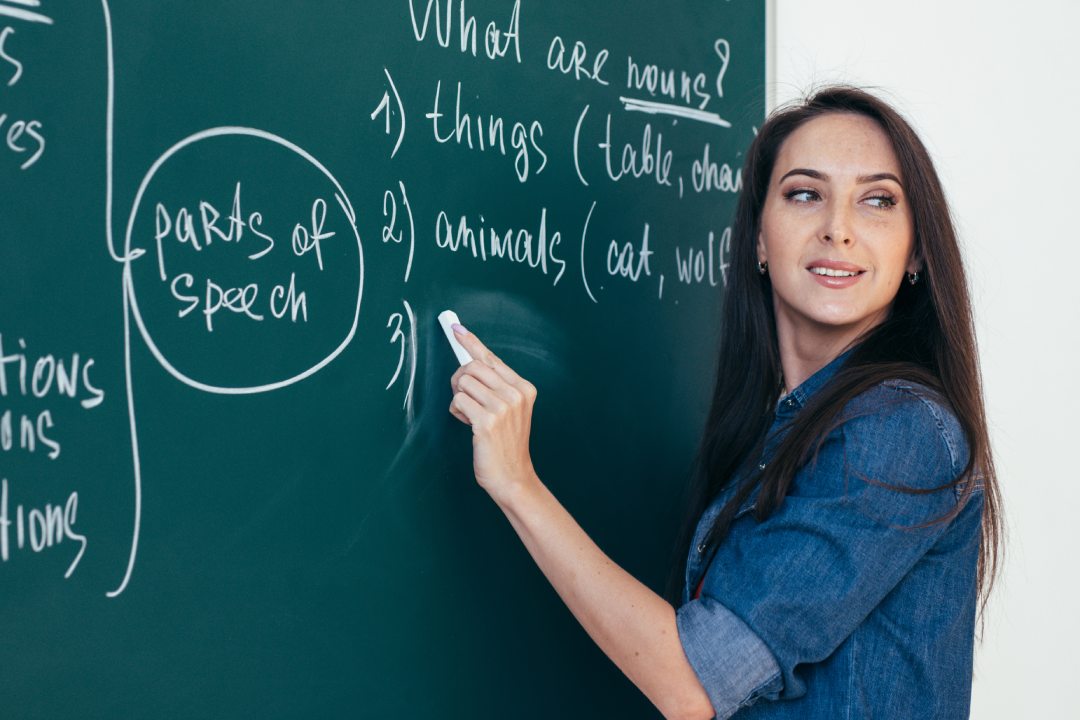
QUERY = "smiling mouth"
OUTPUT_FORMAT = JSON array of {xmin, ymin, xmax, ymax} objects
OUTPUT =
[{"xmin": 808, "ymin": 267, "xmax": 865, "ymax": 278}]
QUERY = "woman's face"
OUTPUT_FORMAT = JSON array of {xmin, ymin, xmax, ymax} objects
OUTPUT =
[{"xmin": 757, "ymin": 112, "xmax": 918, "ymax": 349}]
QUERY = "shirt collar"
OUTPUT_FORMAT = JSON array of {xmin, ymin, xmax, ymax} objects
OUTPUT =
[{"xmin": 775, "ymin": 347, "xmax": 855, "ymax": 416}]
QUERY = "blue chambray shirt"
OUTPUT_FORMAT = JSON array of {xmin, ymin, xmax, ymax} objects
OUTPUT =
[{"xmin": 676, "ymin": 350, "xmax": 983, "ymax": 719}]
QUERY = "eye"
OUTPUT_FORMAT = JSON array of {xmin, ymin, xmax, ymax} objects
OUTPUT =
[
  {"xmin": 865, "ymin": 193, "xmax": 898, "ymax": 209},
  {"xmin": 784, "ymin": 188, "xmax": 820, "ymax": 203}
]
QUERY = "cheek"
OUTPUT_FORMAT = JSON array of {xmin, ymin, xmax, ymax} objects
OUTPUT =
[
  {"xmin": 885, "ymin": 213, "xmax": 916, "ymax": 268},
  {"xmin": 881, "ymin": 236, "xmax": 916, "ymax": 278},
  {"xmin": 758, "ymin": 199, "xmax": 782, "ymax": 247},
  {"xmin": 758, "ymin": 211, "xmax": 799, "ymax": 261}
]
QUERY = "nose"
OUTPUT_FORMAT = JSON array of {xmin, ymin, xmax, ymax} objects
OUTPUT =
[{"xmin": 821, "ymin": 201, "xmax": 854, "ymax": 245}]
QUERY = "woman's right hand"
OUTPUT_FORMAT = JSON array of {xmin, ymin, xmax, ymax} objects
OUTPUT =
[{"xmin": 447, "ymin": 324, "xmax": 539, "ymax": 506}]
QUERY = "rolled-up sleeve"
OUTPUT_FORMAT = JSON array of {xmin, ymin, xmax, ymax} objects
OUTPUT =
[
  {"xmin": 676, "ymin": 594, "xmax": 783, "ymax": 718},
  {"xmin": 676, "ymin": 383, "xmax": 972, "ymax": 715}
]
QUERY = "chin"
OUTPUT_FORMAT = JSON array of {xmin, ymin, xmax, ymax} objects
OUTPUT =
[
  {"xmin": 808, "ymin": 307, "xmax": 864, "ymax": 326},
  {"xmin": 809, "ymin": 307, "xmax": 889, "ymax": 332}
]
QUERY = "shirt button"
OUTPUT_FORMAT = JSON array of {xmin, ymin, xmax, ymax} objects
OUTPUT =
[
  {"xmin": 758, "ymin": 462, "xmax": 766, "ymax": 470},
  {"xmin": 785, "ymin": 398, "xmax": 796, "ymax": 407}
]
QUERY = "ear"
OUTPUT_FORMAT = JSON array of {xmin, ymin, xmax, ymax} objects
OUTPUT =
[{"xmin": 756, "ymin": 230, "xmax": 767, "ymax": 264}]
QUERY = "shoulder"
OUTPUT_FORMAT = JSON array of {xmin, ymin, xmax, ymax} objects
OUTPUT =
[{"xmin": 832, "ymin": 378, "xmax": 972, "ymax": 497}]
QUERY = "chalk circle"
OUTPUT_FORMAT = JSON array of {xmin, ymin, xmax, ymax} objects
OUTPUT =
[{"xmin": 124, "ymin": 127, "xmax": 363, "ymax": 394}]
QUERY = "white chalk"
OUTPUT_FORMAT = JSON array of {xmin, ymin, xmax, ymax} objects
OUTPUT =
[{"xmin": 438, "ymin": 310, "xmax": 473, "ymax": 366}]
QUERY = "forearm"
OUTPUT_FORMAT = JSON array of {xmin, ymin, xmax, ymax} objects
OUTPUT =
[
  {"xmin": 494, "ymin": 472, "xmax": 714, "ymax": 720},
  {"xmin": 443, "ymin": 327, "xmax": 714, "ymax": 718}
]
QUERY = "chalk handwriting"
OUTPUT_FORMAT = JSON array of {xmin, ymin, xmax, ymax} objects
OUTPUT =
[
  {"xmin": 0, "ymin": 26, "xmax": 45, "ymax": 169},
  {"xmin": 599, "ymin": 115, "xmax": 672, "ymax": 187},
  {"xmin": 0, "ymin": 113, "xmax": 45, "ymax": 169},
  {"xmin": 578, "ymin": 201, "xmax": 598, "ymax": 303},
  {"xmin": 291, "ymin": 197, "xmax": 335, "ymax": 271},
  {"xmin": 385, "ymin": 299, "xmax": 417, "ymax": 420},
  {"xmin": 0, "ymin": 4, "xmax": 52, "ymax": 25},
  {"xmin": 573, "ymin": 104, "xmax": 590, "ymax": 186},
  {"xmin": 546, "ymin": 35, "xmax": 609, "ymax": 86},
  {"xmin": 426, "ymin": 80, "xmax": 547, "ymax": 182},
  {"xmin": 370, "ymin": 67, "xmax": 406, "ymax": 159},
  {"xmin": 167, "ymin": 271, "xmax": 308, "ymax": 332},
  {"xmin": 0, "ymin": 409, "xmax": 60, "ymax": 459},
  {"xmin": 435, "ymin": 206, "xmax": 566, "ymax": 286},
  {"xmin": 691, "ymin": 143, "xmax": 742, "ymax": 194},
  {"xmin": 382, "ymin": 181, "xmax": 416, "ymax": 283},
  {"xmin": 0, "ymin": 356, "xmax": 83, "ymax": 457},
  {"xmin": 0, "ymin": 479, "xmax": 87, "ymax": 578},
  {"xmin": 625, "ymin": 38, "xmax": 730, "ymax": 109},
  {"xmin": 713, "ymin": 39, "xmax": 730, "ymax": 98},
  {"xmin": 618, "ymin": 96, "xmax": 731, "ymax": 128},
  {"xmin": 408, "ymin": 0, "xmax": 522, "ymax": 63},
  {"xmin": 0, "ymin": 334, "xmax": 105, "ymax": 409},
  {"xmin": 607, "ymin": 223, "xmax": 654, "ymax": 283},
  {"xmin": 1, "ymin": 26, "xmax": 22, "ymax": 86},
  {"xmin": 268, "ymin": 273, "xmax": 309, "ymax": 322},
  {"xmin": 153, "ymin": 182, "xmax": 273, "ymax": 273},
  {"xmin": 674, "ymin": 227, "xmax": 732, "ymax": 288},
  {"xmin": 151, "ymin": 187, "xmax": 328, "ymax": 332}
]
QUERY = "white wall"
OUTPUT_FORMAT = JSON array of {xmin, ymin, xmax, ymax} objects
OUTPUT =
[{"xmin": 772, "ymin": 1, "xmax": 1080, "ymax": 716}]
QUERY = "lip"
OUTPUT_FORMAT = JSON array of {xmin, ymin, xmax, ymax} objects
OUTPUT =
[
  {"xmin": 806, "ymin": 259, "xmax": 866, "ymax": 273},
  {"xmin": 806, "ymin": 259, "xmax": 866, "ymax": 289}
]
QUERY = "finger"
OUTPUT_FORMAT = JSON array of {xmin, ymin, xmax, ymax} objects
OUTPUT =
[
  {"xmin": 449, "ymin": 398, "xmax": 471, "ymax": 426},
  {"xmin": 451, "ymin": 362, "xmax": 512, "ymax": 405},
  {"xmin": 451, "ymin": 324, "xmax": 497, "ymax": 367},
  {"xmin": 457, "ymin": 372, "xmax": 506, "ymax": 411},
  {"xmin": 458, "ymin": 360, "xmax": 524, "ymax": 406},
  {"xmin": 450, "ymin": 391, "xmax": 484, "ymax": 428},
  {"xmin": 452, "ymin": 325, "xmax": 533, "ymax": 390},
  {"xmin": 450, "ymin": 361, "xmax": 498, "ymax": 395}
]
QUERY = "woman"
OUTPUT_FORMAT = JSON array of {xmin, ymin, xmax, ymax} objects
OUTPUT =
[{"xmin": 446, "ymin": 86, "xmax": 1002, "ymax": 719}]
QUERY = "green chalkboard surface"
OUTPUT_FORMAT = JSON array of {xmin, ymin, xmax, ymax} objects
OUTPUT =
[{"xmin": 1, "ymin": 1, "xmax": 764, "ymax": 717}]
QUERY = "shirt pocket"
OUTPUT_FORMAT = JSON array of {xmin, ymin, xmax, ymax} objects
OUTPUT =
[{"xmin": 691, "ymin": 487, "xmax": 762, "ymax": 600}]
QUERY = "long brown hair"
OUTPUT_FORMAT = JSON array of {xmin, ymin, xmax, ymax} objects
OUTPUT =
[{"xmin": 670, "ymin": 86, "xmax": 1003, "ymax": 620}]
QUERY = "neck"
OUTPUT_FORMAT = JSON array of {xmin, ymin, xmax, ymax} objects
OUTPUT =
[{"xmin": 775, "ymin": 313, "xmax": 884, "ymax": 393}]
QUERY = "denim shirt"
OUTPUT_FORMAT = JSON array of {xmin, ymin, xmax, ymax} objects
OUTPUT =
[{"xmin": 675, "ymin": 350, "xmax": 983, "ymax": 719}]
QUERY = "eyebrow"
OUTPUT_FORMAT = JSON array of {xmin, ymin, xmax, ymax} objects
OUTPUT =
[{"xmin": 778, "ymin": 168, "xmax": 903, "ymax": 185}]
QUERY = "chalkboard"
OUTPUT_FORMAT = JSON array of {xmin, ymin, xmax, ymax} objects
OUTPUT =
[{"xmin": 0, "ymin": 2, "xmax": 764, "ymax": 717}]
